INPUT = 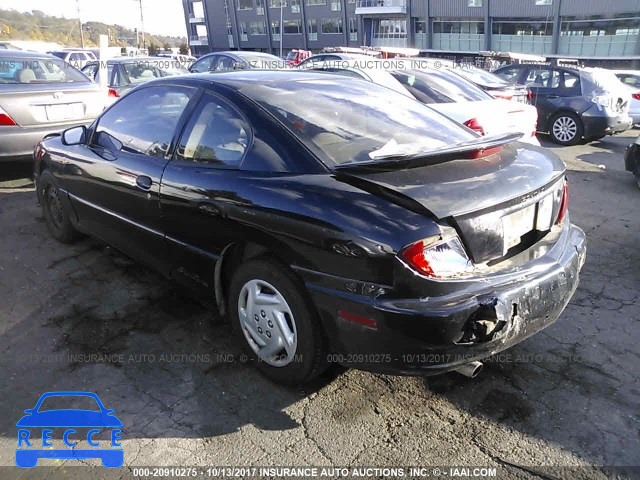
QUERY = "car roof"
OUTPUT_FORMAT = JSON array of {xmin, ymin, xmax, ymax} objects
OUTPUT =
[
  {"xmin": 0, "ymin": 49, "xmax": 58, "ymax": 59},
  {"xmin": 94, "ymin": 56, "xmax": 168, "ymax": 64}
]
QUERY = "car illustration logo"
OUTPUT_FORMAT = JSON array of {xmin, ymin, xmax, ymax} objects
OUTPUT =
[{"xmin": 15, "ymin": 391, "xmax": 124, "ymax": 468}]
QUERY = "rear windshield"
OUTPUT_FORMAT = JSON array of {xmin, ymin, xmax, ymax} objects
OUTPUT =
[
  {"xmin": 0, "ymin": 56, "xmax": 90, "ymax": 84},
  {"xmin": 391, "ymin": 69, "xmax": 491, "ymax": 104},
  {"xmin": 248, "ymin": 77, "xmax": 475, "ymax": 166}
]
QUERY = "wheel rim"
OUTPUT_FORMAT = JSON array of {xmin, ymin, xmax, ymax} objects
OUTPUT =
[
  {"xmin": 46, "ymin": 185, "xmax": 65, "ymax": 230},
  {"xmin": 237, "ymin": 279, "xmax": 297, "ymax": 367},
  {"xmin": 552, "ymin": 116, "xmax": 577, "ymax": 143}
]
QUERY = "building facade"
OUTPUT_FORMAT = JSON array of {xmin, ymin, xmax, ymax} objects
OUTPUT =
[{"xmin": 183, "ymin": 0, "xmax": 640, "ymax": 59}]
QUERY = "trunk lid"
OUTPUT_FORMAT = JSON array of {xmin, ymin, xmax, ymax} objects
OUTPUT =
[
  {"xmin": 338, "ymin": 143, "xmax": 565, "ymax": 264},
  {"xmin": 0, "ymin": 83, "xmax": 106, "ymax": 127}
]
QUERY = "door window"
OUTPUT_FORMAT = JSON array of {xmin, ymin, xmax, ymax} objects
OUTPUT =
[
  {"xmin": 495, "ymin": 66, "xmax": 522, "ymax": 83},
  {"xmin": 524, "ymin": 67, "xmax": 552, "ymax": 87},
  {"xmin": 215, "ymin": 56, "xmax": 236, "ymax": 71},
  {"xmin": 176, "ymin": 93, "xmax": 251, "ymax": 166},
  {"xmin": 94, "ymin": 86, "xmax": 194, "ymax": 158}
]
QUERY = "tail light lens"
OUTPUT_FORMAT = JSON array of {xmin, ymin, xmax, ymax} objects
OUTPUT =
[
  {"xmin": 632, "ymin": 93, "xmax": 640, "ymax": 100},
  {"xmin": 108, "ymin": 88, "xmax": 119, "ymax": 98},
  {"xmin": 557, "ymin": 179, "xmax": 569, "ymax": 224},
  {"xmin": 591, "ymin": 95, "xmax": 612, "ymax": 109},
  {"xmin": 0, "ymin": 106, "xmax": 17, "ymax": 126},
  {"xmin": 527, "ymin": 90, "xmax": 533, "ymax": 101},
  {"xmin": 401, "ymin": 236, "xmax": 473, "ymax": 278},
  {"xmin": 494, "ymin": 94, "xmax": 513, "ymax": 101},
  {"xmin": 464, "ymin": 118, "xmax": 485, "ymax": 136}
]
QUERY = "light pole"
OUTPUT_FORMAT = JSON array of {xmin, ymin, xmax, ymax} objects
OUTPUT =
[
  {"xmin": 279, "ymin": 1, "xmax": 284, "ymax": 58},
  {"xmin": 76, "ymin": 0, "xmax": 85, "ymax": 48},
  {"xmin": 134, "ymin": 0, "xmax": 146, "ymax": 49}
]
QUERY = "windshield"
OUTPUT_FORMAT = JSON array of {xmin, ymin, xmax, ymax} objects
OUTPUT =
[
  {"xmin": 0, "ymin": 56, "xmax": 90, "ymax": 84},
  {"xmin": 248, "ymin": 77, "xmax": 475, "ymax": 165},
  {"xmin": 455, "ymin": 67, "xmax": 510, "ymax": 87},
  {"xmin": 286, "ymin": 52, "xmax": 297, "ymax": 60},
  {"xmin": 391, "ymin": 69, "xmax": 491, "ymax": 104}
]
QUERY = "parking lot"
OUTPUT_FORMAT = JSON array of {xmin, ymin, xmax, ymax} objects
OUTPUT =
[{"xmin": 0, "ymin": 130, "xmax": 638, "ymax": 478}]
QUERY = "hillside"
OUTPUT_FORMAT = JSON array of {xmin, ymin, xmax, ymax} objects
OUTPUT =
[{"xmin": 0, "ymin": 8, "xmax": 186, "ymax": 50}]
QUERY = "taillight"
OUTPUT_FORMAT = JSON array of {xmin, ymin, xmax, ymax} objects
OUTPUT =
[
  {"xmin": 108, "ymin": 88, "xmax": 119, "ymax": 98},
  {"xmin": 632, "ymin": 93, "xmax": 640, "ymax": 100},
  {"xmin": 464, "ymin": 118, "xmax": 485, "ymax": 136},
  {"xmin": 494, "ymin": 94, "xmax": 513, "ymax": 101},
  {"xmin": 527, "ymin": 90, "xmax": 533, "ymax": 101},
  {"xmin": 400, "ymin": 236, "xmax": 473, "ymax": 279},
  {"xmin": 0, "ymin": 106, "xmax": 17, "ymax": 126},
  {"xmin": 557, "ymin": 180, "xmax": 569, "ymax": 224}
]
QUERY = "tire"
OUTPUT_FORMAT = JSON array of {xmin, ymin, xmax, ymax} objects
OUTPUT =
[
  {"xmin": 228, "ymin": 258, "xmax": 327, "ymax": 385},
  {"xmin": 38, "ymin": 170, "xmax": 79, "ymax": 243},
  {"xmin": 549, "ymin": 112, "xmax": 583, "ymax": 146},
  {"xmin": 635, "ymin": 174, "xmax": 640, "ymax": 190}
]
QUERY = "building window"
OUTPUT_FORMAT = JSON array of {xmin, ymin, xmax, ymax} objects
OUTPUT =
[
  {"xmin": 349, "ymin": 17, "xmax": 357, "ymax": 41},
  {"xmin": 284, "ymin": 19, "xmax": 302, "ymax": 34},
  {"xmin": 321, "ymin": 18, "xmax": 343, "ymax": 34},
  {"xmin": 306, "ymin": 0, "xmax": 326, "ymax": 5},
  {"xmin": 434, "ymin": 19, "xmax": 484, "ymax": 35},
  {"xmin": 307, "ymin": 18, "xmax": 318, "ymax": 39},
  {"xmin": 271, "ymin": 20, "xmax": 280, "ymax": 34},
  {"xmin": 249, "ymin": 20, "xmax": 267, "ymax": 35},
  {"xmin": 468, "ymin": 0, "xmax": 482, "ymax": 6},
  {"xmin": 291, "ymin": 0, "xmax": 301, "ymax": 12},
  {"xmin": 535, "ymin": 0, "xmax": 552, "ymax": 5},
  {"xmin": 492, "ymin": 19, "xmax": 552, "ymax": 36},
  {"xmin": 238, "ymin": 0, "xmax": 253, "ymax": 10},
  {"xmin": 240, "ymin": 22, "xmax": 248, "ymax": 41},
  {"xmin": 330, "ymin": 0, "xmax": 341, "ymax": 11},
  {"xmin": 559, "ymin": 16, "xmax": 640, "ymax": 55},
  {"xmin": 373, "ymin": 19, "xmax": 406, "ymax": 39},
  {"xmin": 415, "ymin": 20, "xmax": 427, "ymax": 34},
  {"xmin": 256, "ymin": 1, "xmax": 265, "ymax": 15},
  {"xmin": 269, "ymin": 0, "xmax": 287, "ymax": 7}
]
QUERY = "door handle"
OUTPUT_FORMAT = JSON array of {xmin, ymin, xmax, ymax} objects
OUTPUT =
[
  {"xmin": 135, "ymin": 175, "xmax": 152, "ymax": 190},
  {"xmin": 546, "ymin": 95, "xmax": 559, "ymax": 99},
  {"xmin": 198, "ymin": 202, "xmax": 221, "ymax": 217}
]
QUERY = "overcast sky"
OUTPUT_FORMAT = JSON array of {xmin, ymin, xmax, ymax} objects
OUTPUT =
[{"xmin": 0, "ymin": 0, "xmax": 187, "ymax": 37}]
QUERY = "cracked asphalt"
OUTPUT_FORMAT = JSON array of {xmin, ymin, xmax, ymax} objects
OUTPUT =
[{"xmin": 0, "ymin": 130, "xmax": 638, "ymax": 479}]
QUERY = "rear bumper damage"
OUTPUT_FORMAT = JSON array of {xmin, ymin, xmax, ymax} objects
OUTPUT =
[{"xmin": 304, "ymin": 222, "xmax": 586, "ymax": 376}]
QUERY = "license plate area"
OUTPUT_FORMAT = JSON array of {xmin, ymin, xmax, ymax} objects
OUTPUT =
[
  {"xmin": 501, "ymin": 194, "xmax": 555, "ymax": 254},
  {"xmin": 45, "ymin": 103, "xmax": 84, "ymax": 121}
]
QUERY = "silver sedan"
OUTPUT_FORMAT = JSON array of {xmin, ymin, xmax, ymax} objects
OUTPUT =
[{"xmin": 0, "ymin": 50, "xmax": 106, "ymax": 162}]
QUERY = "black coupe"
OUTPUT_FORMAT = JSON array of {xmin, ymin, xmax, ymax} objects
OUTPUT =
[{"xmin": 33, "ymin": 71, "xmax": 586, "ymax": 385}]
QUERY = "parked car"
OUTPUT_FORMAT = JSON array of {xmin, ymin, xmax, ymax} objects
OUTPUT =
[
  {"xmin": 286, "ymin": 49, "xmax": 311, "ymax": 67},
  {"xmin": 450, "ymin": 65, "xmax": 531, "ymax": 103},
  {"xmin": 157, "ymin": 52, "xmax": 197, "ymax": 69},
  {"xmin": 188, "ymin": 51, "xmax": 285, "ymax": 73},
  {"xmin": 33, "ymin": 71, "xmax": 586, "ymax": 385},
  {"xmin": 621, "ymin": 84, "xmax": 640, "ymax": 126},
  {"xmin": 0, "ymin": 50, "xmax": 106, "ymax": 162},
  {"xmin": 494, "ymin": 64, "xmax": 632, "ymax": 145},
  {"xmin": 305, "ymin": 60, "xmax": 540, "ymax": 145},
  {"xmin": 296, "ymin": 52, "xmax": 373, "ymax": 69},
  {"xmin": 48, "ymin": 50, "xmax": 97, "ymax": 70},
  {"xmin": 624, "ymin": 134, "xmax": 640, "ymax": 189},
  {"xmin": 613, "ymin": 70, "xmax": 640, "ymax": 89},
  {"xmin": 81, "ymin": 57, "xmax": 188, "ymax": 99}
]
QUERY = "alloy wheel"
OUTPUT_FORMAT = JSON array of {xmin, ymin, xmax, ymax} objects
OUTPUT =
[
  {"xmin": 237, "ymin": 279, "xmax": 297, "ymax": 367},
  {"xmin": 552, "ymin": 116, "xmax": 578, "ymax": 143}
]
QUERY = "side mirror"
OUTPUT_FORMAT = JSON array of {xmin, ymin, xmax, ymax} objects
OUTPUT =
[{"xmin": 61, "ymin": 126, "xmax": 87, "ymax": 146}]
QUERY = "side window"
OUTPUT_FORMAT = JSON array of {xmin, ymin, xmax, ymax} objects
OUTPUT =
[
  {"xmin": 82, "ymin": 63, "xmax": 98, "ymax": 80},
  {"xmin": 176, "ymin": 93, "xmax": 250, "ymax": 167},
  {"xmin": 216, "ymin": 56, "xmax": 235, "ymax": 71},
  {"xmin": 525, "ymin": 67, "xmax": 552, "ymax": 87},
  {"xmin": 95, "ymin": 86, "xmax": 194, "ymax": 158},
  {"xmin": 192, "ymin": 56, "xmax": 215, "ymax": 73},
  {"xmin": 560, "ymin": 71, "xmax": 581, "ymax": 93},
  {"xmin": 70, "ymin": 53, "xmax": 82, "ymax": 61}
]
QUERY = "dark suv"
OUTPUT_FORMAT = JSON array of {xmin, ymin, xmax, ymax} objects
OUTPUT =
[{"xmin": 494, "ymin": 64, "xmax": 632, "ymax": 145}]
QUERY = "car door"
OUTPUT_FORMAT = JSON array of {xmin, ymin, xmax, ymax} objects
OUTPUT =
[
  {"xmin": 63, "ymin": 84, "xmax": 198, "ymax": 273},
  {"xmin": 159, "ymin": 90, "xmax": 253, "ymax": 292},
  {"xmin": 522, "ymin": 66, "xmax": 557, "ymax": 128}
]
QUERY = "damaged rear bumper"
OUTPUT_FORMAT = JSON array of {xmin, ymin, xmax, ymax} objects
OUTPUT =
[{"xmin": 306, "ymin": 223, "xmax": 586, "ymax": 376}]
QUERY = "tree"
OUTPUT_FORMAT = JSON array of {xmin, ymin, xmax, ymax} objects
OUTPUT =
[
  {"xmin": 147, "ymin": 42, "xmax": 158, "ymax": 56},
  {"xmin": 162, "ymin": 41, "xmax": 171, "ymax": 51},
  {"xmin": 179, "ymin": 42, "xmax": 189, "ymax": 55}
]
